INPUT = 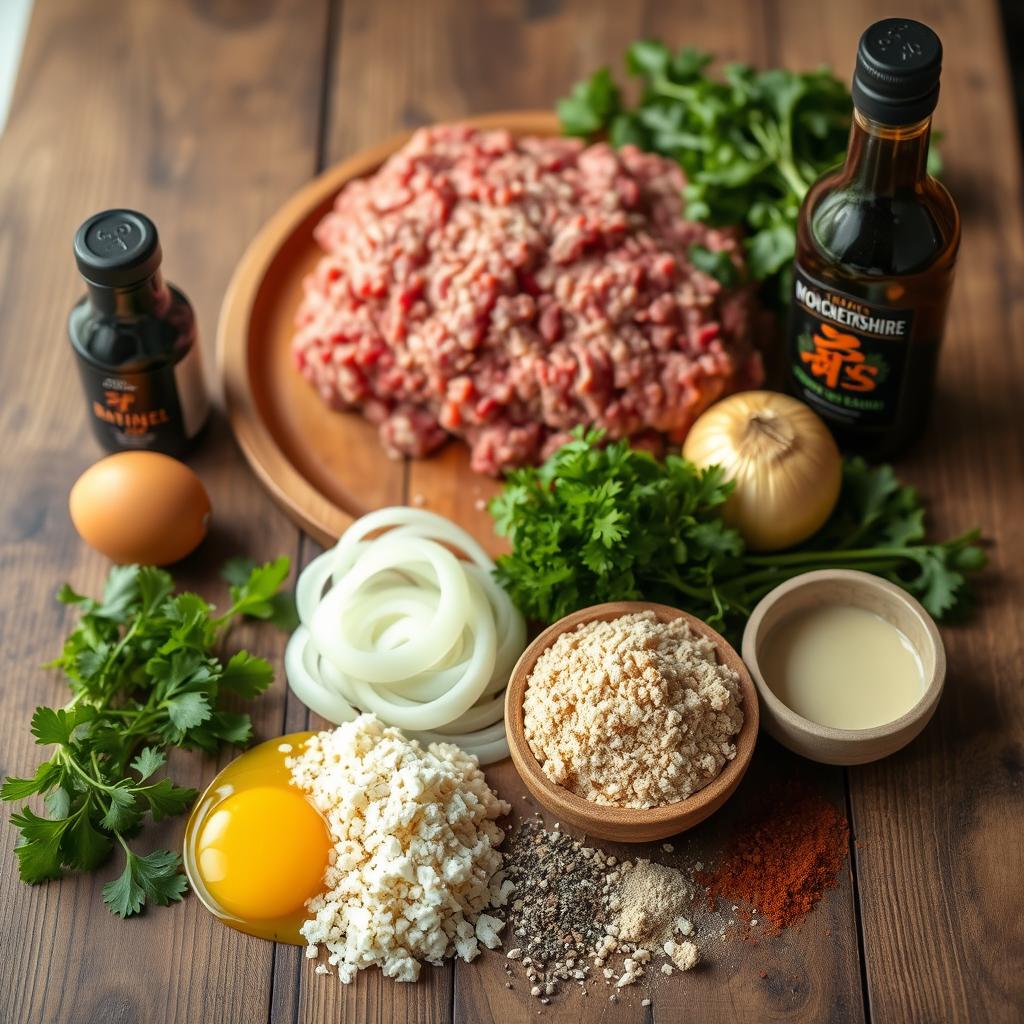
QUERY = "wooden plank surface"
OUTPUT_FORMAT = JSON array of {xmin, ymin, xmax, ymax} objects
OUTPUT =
[
  {"xmin": 1, "ymin": 1, "xmax": 1022, "ymax": 1023},
  {"xmin": 0, "ymin": 1, "xmax": 321, "ymax": 1022},
  {"xmin": 774, "ymin": 3, "xmax": 1024, "ymax": 1022},
  {"xmin": 325, "ymin": 1, "xmax": 861, "ymax": 1021}
]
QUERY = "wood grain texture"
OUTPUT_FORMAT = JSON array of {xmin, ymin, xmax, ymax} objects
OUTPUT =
[
  {"xmin": 321, "ymin": 1, "xmax": 861, "ymax": 1020},
  {"xmin": 1, "ymin": 0, "xmax": 1022, "ymax": 1022},
  {"xmin": 772, "ymin": 2, "xmax": 1024, "ymax": 1021},
  {"xmin": 0, "ymin": 0, "xmax": 321, "ymax": 1021}
]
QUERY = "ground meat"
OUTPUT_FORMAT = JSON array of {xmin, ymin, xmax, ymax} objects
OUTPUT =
[{"xmin": 293, "ymin": 124, "xmax": 764, "ymax": 475}]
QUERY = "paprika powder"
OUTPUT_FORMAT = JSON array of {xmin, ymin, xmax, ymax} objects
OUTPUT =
[{"xmin": 697, "ymin": 786, "xmax": 850, "ymax": 935}]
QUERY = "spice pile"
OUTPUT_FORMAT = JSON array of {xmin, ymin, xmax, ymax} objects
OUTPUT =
[
  {"xmin": 501, "ymin": 823, "xmax": 612, "ymax": 1000},
  {"xmin": 498, "ymin": 786, "xmax": 852, "ymax": 1005},
  {"xmin": 698, "ymin": 785, "xmax": 850, "ymax": 935},
  {"xmin": 523, "ymin": 612, "xmax": 743, "ymax": 808},
  {"xmin": 501, "ymin": 821, "xmax": 701, "ymax": 1005}
]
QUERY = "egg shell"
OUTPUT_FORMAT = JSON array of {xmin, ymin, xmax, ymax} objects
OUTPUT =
[{"xmin": 69, "ymin": 451, "xmax": 211, "ymax": 565}]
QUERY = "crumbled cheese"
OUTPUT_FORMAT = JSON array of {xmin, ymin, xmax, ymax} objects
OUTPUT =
[{"xmin": 290, "ymin": 714, "xmax": 511, "ymax": 983}]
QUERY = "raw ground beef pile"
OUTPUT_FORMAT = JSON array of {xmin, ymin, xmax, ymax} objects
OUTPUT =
[{"xmin": 293, "ymin": 124, "xmax": 764, "ymax": 475}]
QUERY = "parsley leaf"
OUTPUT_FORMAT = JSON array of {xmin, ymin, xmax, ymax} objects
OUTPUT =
[
  {"xmin": 1, "ymin": 760, "xmax": 63, "ymax": 801},
  {"xmin": 557, "ymin": 67, "xmax": 621, "ymax": 137},
  {"xmin": 218, "ymin": 557, "xmax": 297, "ymax": 630},
  {"xmin": 2, "ymin": 556, "xmax": 291, "ymax": 917},
  {"xmin": 220, "ymin": 651, "xmax": 274, "ymax": 698},
  {"xmin": 139, "ymin": 779, "xmax": 198, "ymax": 821},
  {"xmin": 103, "ymin": 848, "xmax": 188, "ymax": 919},
  {"xmin": 129, "ymin": 747, "xmax": 165, "ymax": 782},
  {"xmin": 62, "ymin": 808, "xmax": 113, "ymax": 870},
  {"xmin": 100, "ymin": 786, "xmax": 140, "ymax": 833},
  {"xmin": 30, "ymin": 707, "xmax": 88, "ymax": 747},
  {"xmin": 558, "ymin": 45, "xmax": 941, "ymax": 308},
  {"xmin": 491, "ymin": 429, "xmax": 985, "ymax": 642},
  {"xmin": 165, "ymin": 692, "xmax": 212, "ymax": 733},
  {"xmin": 9, "ymin": 807, "xmax": 70, "ymax": 883}
]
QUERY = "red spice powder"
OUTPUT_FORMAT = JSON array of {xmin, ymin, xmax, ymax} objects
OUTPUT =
[{"xmin": 697, "ymin": 786, "xmax": 850, "ymax": 935}]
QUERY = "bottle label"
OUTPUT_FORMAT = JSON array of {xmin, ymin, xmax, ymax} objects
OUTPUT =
[
  {"xmin": 787, "ymin": 265, "xmax": 913, "ymax": 428},
  {"xmin": 172, "ymin": 343, "xmax": 210, "ymax": 439},
  {"xmin": 76, "ymin": 345, "xmax": 208, "ymax": 456}
]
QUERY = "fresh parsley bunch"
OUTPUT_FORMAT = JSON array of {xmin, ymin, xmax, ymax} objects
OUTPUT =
[
  {"xmin": 557, "ymin": 42, "xmax": 941, "ymax": 305},
  {"xmin": 2, "ymin": 557, "xmax": 292, "ymax": 917},
  {"xmin": 490, "ymin": 429, "xmax": 985, "ymax": 641}
]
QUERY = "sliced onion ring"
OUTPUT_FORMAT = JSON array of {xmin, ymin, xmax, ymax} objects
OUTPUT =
[{"xmin": 286, "ymin": 507, "xmax": 525, "ymax": 764}]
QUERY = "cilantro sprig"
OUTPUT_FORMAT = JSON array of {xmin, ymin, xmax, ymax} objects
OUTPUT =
[
  {"xmin": 490, "ymin": 430, "xmax": 985, "ymax": 641},
  {"xmin": 558, "ymin": 42, "xmax": 942, "ymax": 306},
  {"xmin": 2, "ymin": 558, "xmax": 292, "ymax": 917}
]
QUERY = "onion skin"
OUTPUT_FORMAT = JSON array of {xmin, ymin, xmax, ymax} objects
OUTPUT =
[{"xmin": 683, "ymin": 391, "xmax": 842, "ymax": 552}]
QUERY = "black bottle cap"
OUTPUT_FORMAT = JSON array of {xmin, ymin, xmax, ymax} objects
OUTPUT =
[
  {"xmin": 852, "ymin": 19, "xmax": 942, "ymax": 125},
  {"xmin": 73, "ymin": 209, "xmax": 162, "ymax": 288}
]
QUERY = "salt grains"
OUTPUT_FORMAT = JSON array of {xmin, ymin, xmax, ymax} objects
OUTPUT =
[
  {"xmin": 523, "ymin": 612, "xmax": 744, "ymax": 808},
  {"xmin": 502, "ymin": 821, "xmax": 702, "ymax": 1001}
]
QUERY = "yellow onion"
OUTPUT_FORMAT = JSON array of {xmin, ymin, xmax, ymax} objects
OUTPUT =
[{"xmin": 683, "ymin": 391, "xmax": 842, "ymax": 551}]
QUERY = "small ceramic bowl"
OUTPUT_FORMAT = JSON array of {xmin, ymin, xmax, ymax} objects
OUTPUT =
[
  {"xmin": 505, "ymin": 601, "xmax": 759, "ymax": 843},
  {"xmin": 742, "ymin": 570, "xmax": 945, "ymax": 765}
]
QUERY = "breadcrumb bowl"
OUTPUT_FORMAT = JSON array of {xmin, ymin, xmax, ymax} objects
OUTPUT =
[{"xmin": 505, "ymin": 602, "xmax": 759, "ymax": 843}]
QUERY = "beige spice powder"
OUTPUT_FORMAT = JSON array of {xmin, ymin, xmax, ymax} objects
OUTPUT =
[
  {"xmin": 523, "ymin": 612, "xmax": 743, "ymax": 809},
  {"xmin": 615, "ymin": 860, "xmax": 692, "ymax": 947}
]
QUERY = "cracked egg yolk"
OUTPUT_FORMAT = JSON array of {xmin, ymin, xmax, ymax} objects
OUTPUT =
[{"xmin": 183, "ymin": 732, "xmax": 330, "ymax": 943}]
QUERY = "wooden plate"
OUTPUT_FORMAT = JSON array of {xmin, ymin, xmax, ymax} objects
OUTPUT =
[
  {"xmin": 216, "ymin": 110, "xmax": 559, "ymax": 548},
  {"xmin": 505, "ymin": 601, "xmax": 759, "ymax": 843}
]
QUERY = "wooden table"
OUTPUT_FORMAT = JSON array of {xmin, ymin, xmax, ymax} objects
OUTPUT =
[{"xmin": 1, "ymin": 1, "xmax": 1021, "ymax": 1021}]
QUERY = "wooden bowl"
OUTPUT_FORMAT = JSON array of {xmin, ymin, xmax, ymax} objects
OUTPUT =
[
  {"xmin": 505, "ymin": 601, "xmax": 759, "ymax": 843},
  {"xmin": 741, "ymin": 570, "xmax": 946, "ymax": 765}
]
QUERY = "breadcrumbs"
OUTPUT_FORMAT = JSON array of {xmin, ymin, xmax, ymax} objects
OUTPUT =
[{"xmin": 523, "ymin": 612, "xmax": 743, "ymax": 808}]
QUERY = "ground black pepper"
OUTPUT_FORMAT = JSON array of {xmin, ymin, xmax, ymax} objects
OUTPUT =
[{"xmin": 502, "ymin": 821, "xmax": 613, "ymax": 994}]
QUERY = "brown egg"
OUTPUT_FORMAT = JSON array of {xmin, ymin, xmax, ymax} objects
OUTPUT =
[{"xmin": 69, "ymin": 452, "xmax": 211, "ymax": 565}]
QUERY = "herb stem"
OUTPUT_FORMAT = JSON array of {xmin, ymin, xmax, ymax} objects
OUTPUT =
[
  {"xmin": 59, "ymin": 749, "xmax": 120, "ymax": 795},
  {"xmin": 651, "ymin": 78, "xmax": 696, "ymax": 103},
  {"xmin": 742, "ymin": 546, "xmax": 916, "ymax": 567}
]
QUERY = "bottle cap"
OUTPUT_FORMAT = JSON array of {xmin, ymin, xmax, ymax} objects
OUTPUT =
[
  {"xmin": 73, "ymin": 209, "xmax": 162, "ymax": 288},
  {"xmin": 852, "ymin": 19, "xmax": 942, "ymax": 125}
]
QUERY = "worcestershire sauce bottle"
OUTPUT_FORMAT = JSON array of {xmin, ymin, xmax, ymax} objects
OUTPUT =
[
  {"xmin": 70, "ymin": 210, "xmax": 209, "ymax": 457},
  {"xmin": 786, "ymin": 19, "xmax": 960, "ymax": 458}
]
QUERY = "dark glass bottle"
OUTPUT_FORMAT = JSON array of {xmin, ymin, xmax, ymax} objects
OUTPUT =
[
  {"xmin": 785, "ymin": 19, "xmax": 960, "ymax": 458},
  {"xmin": 69, "ymin": 210, "xmax": 209, "ymax": 457}
]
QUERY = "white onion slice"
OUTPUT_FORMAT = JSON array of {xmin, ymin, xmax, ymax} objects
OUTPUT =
[
  {"xmin": 285, "ymin": 627, "xmax": 359, "ymax": 725},
  {"xmin": 286, "ymin": 507, "xmax": 525, "ymax": 764},
  {"xmin": 311, "ymin": 537, "xmax": 470, "ymax": 683}
]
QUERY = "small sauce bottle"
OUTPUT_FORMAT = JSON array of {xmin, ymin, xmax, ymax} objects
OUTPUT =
[
  {"xmin": 786, "ymin": 19, "xmax": 960, "ymax": 458},
  {"xmin": 69, "ymin": 210, "xmax": 209, "ymax": 457}
]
